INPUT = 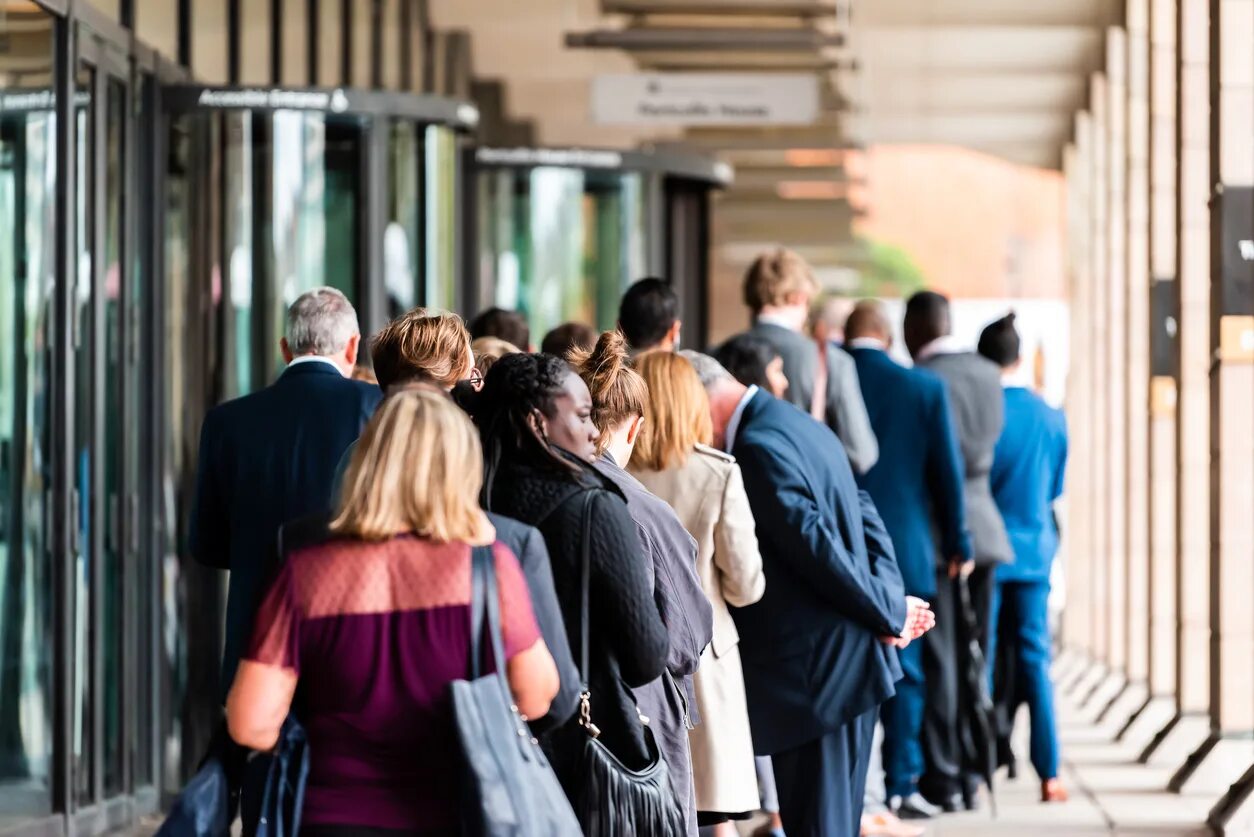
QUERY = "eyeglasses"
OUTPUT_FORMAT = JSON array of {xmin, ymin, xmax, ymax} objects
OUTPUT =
[{"xmin": 466, "ymin": 370, "xmax": 484, "ymax": 391}]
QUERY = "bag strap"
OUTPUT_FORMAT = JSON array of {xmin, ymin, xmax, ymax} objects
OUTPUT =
[
  {"xmin": 467, "ymin": 544, "xmax": 500, "ymax": 680},
  {"xmin": 577, "ymin": 490, "xmax": 596, "ymax": 686}
]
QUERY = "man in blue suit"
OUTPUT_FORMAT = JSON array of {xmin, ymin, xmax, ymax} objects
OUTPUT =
[
  {"xmin": 843, "ymin": 300, "xmax": 972, "ymax": 820},
  {"xmin": 190, "ymin": 287, "xmax": 381, "ymax": 700},
  {"xmin": 684, "ymin": 351, "xmax": 933, "ymax": 836}
]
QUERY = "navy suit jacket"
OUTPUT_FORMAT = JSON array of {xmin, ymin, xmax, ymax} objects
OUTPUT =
[
  {"xmin": 730, "ymin": 390, "xmax": 907, "ymax": 754},
  {"xmin": 189, "ymin": 361, "xmax": 381, "ymax": 696},
  {"xmin": 847, "ymin": 347, "xmax": 971, "ymax": 596}
]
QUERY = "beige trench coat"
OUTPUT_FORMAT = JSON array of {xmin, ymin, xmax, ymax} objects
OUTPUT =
[{"xmin": 631, "ymin": 444, "xmax": 766, "ymax": 814}]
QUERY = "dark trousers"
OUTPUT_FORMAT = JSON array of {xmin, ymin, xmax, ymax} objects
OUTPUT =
[
  {"xmin": 772, "ymin": 708, "xmax": 878, "ymax": 837},
  {"xmin": 988, "ymin": 579, "xmax": 1060, "ymax": 780},
  {"xmin": 915, "ymin": 565, "xmax": 994, "ymax": 800}
]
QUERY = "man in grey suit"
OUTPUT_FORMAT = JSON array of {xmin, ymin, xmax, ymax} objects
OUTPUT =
[
  {"xmin": 904, "ymin": 290, "xmax": 1012, "ymax": 811},
  {"xmin": 735, "ymin": 248, "xmax": 879, "ymax": 474}
]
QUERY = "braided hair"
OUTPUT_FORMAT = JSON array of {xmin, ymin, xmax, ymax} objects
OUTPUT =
[{"xmin": 463, "ymin": 352, "xmax": 582, "ymax": 508}]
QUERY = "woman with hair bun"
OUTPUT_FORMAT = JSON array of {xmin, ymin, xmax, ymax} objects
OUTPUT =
[
  {"xmin": 571, "ymin": 331, "xmax": 715, "ymax": 837},
  {"xmin": 466, "ymin": 351, "xmax": 675, "ymax": 825}
]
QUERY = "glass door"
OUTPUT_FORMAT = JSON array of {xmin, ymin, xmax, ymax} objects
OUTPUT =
[
  {"xmin": 73, "ymin": 22, "xmax": 152, "ymax": 828},
  {"xmin": 0, "ymin": 6, "xmax": 58, "ymax": 830}
]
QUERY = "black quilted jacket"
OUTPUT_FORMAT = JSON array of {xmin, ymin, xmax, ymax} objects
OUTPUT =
[{"xmin": 486, "ymin": 459, "xmax": 670, "ymax": 769}]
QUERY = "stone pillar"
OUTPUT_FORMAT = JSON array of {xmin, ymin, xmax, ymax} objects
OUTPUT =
[
  {"xmin": 1064, "ymin": 130, "xmax": 1095, "ymax": 660},
  {"xmin": 1150, "ymin": 0, "xmax": 1215, "ymax": 777},
  {"xmin": 1124, "ymin": 0, "xmax": 1153, "ymax": 702},
  {"xmin": 1105, "ymin": 30, "xmax": 1131, "ymax": 682},
  {"xmin": 1140, "ymin": 0, "xmax": 1182, "ymax": 745},
  {"xmin": 1088, "ymin": 76, "xmax": 1112, "ymax": 669}
]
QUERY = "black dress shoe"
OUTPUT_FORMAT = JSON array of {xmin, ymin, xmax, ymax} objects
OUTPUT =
[
  {"xmin": 888, "ymin": 792, "xmax": 941, "ymax": 820},
  {"xmin": 937, "ymin": 792, "xmax": 965, "ymax": 814}
]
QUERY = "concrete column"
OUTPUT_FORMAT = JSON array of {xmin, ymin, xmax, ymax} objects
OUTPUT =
[
  {"xmin": 1105, "ymin": 31, "xmax": 1131, "ymax": 681},
  {"xmin": 1124, "ymin": 1, "xmax": 1153, "ymax": 700},
  {"xmin": 1150, "ymin": 0, "xmax": 1215, "ymax": 778},
  {"xmin": 1147, "ymin": 0, "xmax": 1180, "ymax": 709},
  {"xmin": 1209, "ymin": 0, "xmax": 1254, "ymax": 737},
  {"xmin": 1191, "ymin": 0, "xmax": 1254, "ymax": 807},
  {"xmin": 1088, "ymin": 76, "xmax": 1112, "ymax": 669},
  {"xmin": 1064, "ymin": 131, "xmax": 1095, "ymax": 660}
]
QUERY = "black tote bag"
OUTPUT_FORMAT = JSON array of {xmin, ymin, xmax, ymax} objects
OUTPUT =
[
  {"xmin": 451, "ymin": 545, "xmax": 582, "ymax": 837},
  {"xmin": 565, "ymin": 490, "xmax": 686, "ymax": 837}
]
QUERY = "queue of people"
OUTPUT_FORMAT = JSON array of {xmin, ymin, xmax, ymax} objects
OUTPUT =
[{"xmin": 186, "ymin": 247, "xmax": 1069, "ymax": 837}]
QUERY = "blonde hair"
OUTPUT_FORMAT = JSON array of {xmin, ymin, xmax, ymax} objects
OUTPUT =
[
  {"xmin": 630, "ymin": 352, "xmax": 713, "ymax": 471},
  {"xmin": 569, "ymin": 330, "xmax": 648, "ymax": 455},
  {"xmin": 472, "ymin": 336, "xmax": 522, "ymax": 376},
  {"xmin": 743, "ymin": 248, "xmax": 820, "ymax": 312},
  {"xmin": 370, "ymin": 308, "xmax": 472, "ymax": 391},
  {"xmin": 331, "ymin": 388, "xmax": 491, "ymax": 543}
]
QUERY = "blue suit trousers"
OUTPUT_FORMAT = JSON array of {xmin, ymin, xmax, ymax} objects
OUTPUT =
[
  {"xmin": 988, "ymin": 579, "xmax": 1060, "ymax": 780},
  {"xmin": 772, "ymin": 708, "xmax": 878, "ymax": 837},
  {"xmin": 880, "ymin": 640, "xmax": 925, "ymax": 798}
]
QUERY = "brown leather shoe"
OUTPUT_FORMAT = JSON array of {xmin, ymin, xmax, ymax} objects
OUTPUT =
[{"xmin": 1041, "ymin": 778, "xmax": 1069, "ymax": 802}]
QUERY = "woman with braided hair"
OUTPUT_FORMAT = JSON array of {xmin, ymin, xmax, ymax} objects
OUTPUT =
[{"xmin": 464, "ymin": 352, "xmax": 672, "ymax": 809}]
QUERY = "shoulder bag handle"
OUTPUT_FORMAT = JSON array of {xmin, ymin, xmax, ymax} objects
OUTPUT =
[
  {"xmin": 576, "ymin": 490, "xmax": 602, "ymax": 738},
  {"xmin": 467, "ymin": 544, "xmax": 504, "ymax": 681}
]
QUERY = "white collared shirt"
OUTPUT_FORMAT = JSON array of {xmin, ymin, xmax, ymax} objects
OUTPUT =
[
  {"xmin": 724, "ymin": 385, "xmax": 759, "ymax": 453},
  {"xmin": 755, "ymin": 311, "xmax": 800, "ymax": 331},
  {"xmin": 287, "ymin": 354, "xmax": 348, "ymax": 377},
  {"xmin": 847, "ymin": 337, "xmax": 888, "ymax": 351},
  {"xmin": 915, "ymin": 334, "xmax": 966, "ymax": 362}
]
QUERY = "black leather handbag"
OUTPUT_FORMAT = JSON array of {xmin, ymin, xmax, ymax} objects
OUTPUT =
[
  {"xmin": 451, "ymin": 545, "xmax": 582, "ymax": 837},
  {"xmin": 567, "ymin": 490, "xmax": 687, "ymax": 837}
]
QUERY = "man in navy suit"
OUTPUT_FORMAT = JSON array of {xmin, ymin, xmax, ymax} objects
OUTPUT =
[
  {"xmin": 683, "ymin": 351, "xmax": 932, "ymax": 836},
  {"xmin": 190, "ymin": 287, "xmax": 381, "ymax": 700},
  {"xmin": 843, "ymin": 300, "xmax": 972, "ymax": 820}
]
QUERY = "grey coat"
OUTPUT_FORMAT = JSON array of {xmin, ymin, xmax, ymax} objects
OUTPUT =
[
  {"xmin": 745, "ymin": 321, "xmax": 880, "ymax": 474},
  {"xmin": 594, "ymin": 453, "xmax": 713, "ymax": 836},
  {"xmin": 917, "ymin": 351, "xmax": 1013, "ymax": 564}
]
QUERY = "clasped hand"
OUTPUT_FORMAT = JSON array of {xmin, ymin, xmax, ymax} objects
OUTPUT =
[{"xmin": 880, "ymin": 596, "xmax": 936, "ymax": 649}]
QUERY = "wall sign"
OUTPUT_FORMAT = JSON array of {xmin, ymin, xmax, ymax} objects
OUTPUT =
[
  {"xmin": 592, "ymin": 73, "xmax": 819, "ymax": 126},
  {"xmin": 1219, "ymin": 185, "xmax": 1254, "ymax": 315}
]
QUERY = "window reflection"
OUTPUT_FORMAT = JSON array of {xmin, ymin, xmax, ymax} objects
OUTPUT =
[
  {"xmin": 424, "ymin": 125, "xmax": 456, "ymax": 310},
  {"xmin": 387, "ymin": 121, "xmax": 419, "ymax": 317}
]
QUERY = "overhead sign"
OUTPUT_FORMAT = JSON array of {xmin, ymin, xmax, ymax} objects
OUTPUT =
[
  {"xmin": 195, "ymin": 87, "xmax": 351, "ymax": 112},
  {"xmin": 592, "ymin": 73, "xmax": 819, "ymax": 126}
]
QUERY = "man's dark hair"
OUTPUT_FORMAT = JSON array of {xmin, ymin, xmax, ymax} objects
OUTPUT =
[
  {"xmin": 902, "ymin": 290, "xmax": 951, "ymax": 358},
  {"xmin": 713, "ymin": 334, "xmax": 780, "ymax": 392},
  {"xmin": 540, "ymin": 322, "xmax": 597, "ymax": 360},
  {"xmin": 468, "ymin": 307, "xmax": 530, "ymax": 350},
  {"xmin": 978, "ymin": 312, "xmax": 1021, "ymax": 368},
  {"xmin": 618, "ymin": 278, "xmax": 679, "ymax": 350}
]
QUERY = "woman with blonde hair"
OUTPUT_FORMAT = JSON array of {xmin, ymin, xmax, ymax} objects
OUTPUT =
[
  {"xmin": 471, "ymin": 335, "xmax": 522, "ymax": 377},
  {"xmin": 227, "ymin": 388, "xmax": 559, "ymax": 835},
  {"xmin": 629, "ymin": 350, "xmax": 767, "ymax": 834}
]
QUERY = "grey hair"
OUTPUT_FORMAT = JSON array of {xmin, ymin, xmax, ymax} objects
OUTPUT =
[
  {"xmin": 285, "ymin": 287, "xmax": 360, "ymax": 356},
  {"xmin": 678, "ymin": 350, "xmax": 735, "ymax": 389}
]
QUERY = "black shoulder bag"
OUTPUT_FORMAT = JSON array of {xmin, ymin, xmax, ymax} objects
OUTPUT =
[
  {"xmin": 452, "ymin": 545, "xmax": 582, "ymax": 837},
  {"xmin": 569, "ymin": 490, "xmax": 687, "ymax": 837}
]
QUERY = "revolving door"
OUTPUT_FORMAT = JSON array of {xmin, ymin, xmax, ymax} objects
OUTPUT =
[{"xmin": 163, "ymin": 86, "xmax": 475, "ymax": 392}]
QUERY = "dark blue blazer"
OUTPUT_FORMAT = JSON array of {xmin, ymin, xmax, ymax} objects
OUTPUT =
[
  {"xmin": 847, "ymin": 347, "xmax": 971, "ymax": 597},
  {"xmin": 189, "ymin": 361, "xmax": 381, "ymax": 696},
  {"xmin": 730, "ymin": 390, "xmax": 907, "ymax": 754}
]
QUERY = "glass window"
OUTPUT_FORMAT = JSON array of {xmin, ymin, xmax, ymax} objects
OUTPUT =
[
  {"xmin": 386, "ymin": 120, "xmax": 420, "ymax": 318},
  {"xmin": 0, "ymin": 7, "xmax": 57, "ymax": 821},
  {"xmin": 423, "ymin": 125, "xmax": 457, "ymax": 310},
  {"xmin": 72, "ymin": 62, "xmax": 94, "ymax": 807},
  {"xmin": 102, "ymin": 76, "xmax": 126, "ymax": 798}
]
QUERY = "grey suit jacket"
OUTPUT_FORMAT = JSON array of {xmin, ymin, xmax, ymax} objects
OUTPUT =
[
  {"xmin": 917, "ymin": 351, "xmax": 1013, "ymax": 564},
  {"xmin": 745, "ymin": 321, "xmax": 879, "ymax": 474}
]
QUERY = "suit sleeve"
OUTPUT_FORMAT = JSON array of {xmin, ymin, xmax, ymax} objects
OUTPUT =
[
  {"xmin": 589, "ymin": 493, "xmax": 670, "ymax": 688},
  {"xmin": 827, "ymin": 349, "xmax": 879, "ymax": 474},
  {"xmin": 926, "ymin": 382, "xmax": 973, "ymax": 563},
  {"xmin": 189, "ymin": 411, "xmax": 230, "ymax": 570},
  {"xmin": 858, "ymin": 490, "xmax": 908, "ymax": 632},
  {"xmin": 735, "ymin": 438, "xmax": 903, "ymax": 637},
  {"xmin": 713, "ymin": 464, "xmax": 766, "ymax": 607},
  {"xmin": 515, "ymin": 527, "xmax": 580, "ymax": 731}
]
